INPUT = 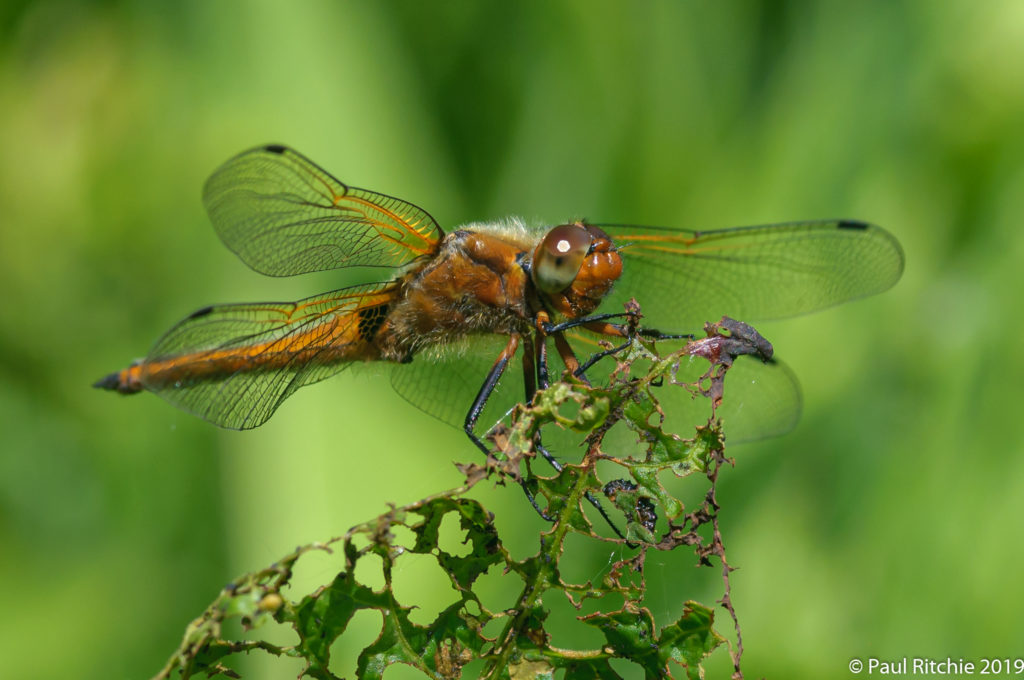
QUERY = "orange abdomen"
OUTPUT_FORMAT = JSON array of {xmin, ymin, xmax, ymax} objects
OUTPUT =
[{"xmin": 96, "ymin": 303, "xmax": 385, "ymax": 394}]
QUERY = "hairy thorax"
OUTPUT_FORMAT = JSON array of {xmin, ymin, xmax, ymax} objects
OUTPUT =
[{"xmin": 375, "ymin": 226, "xmax": 536, "ymax": 360}]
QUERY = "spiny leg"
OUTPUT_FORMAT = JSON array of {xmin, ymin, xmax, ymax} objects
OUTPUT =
[
  {"xmin": 522, "ymin": 334, "xmax": 559, "ymax": 476},
  {"xmin": 463, "ymin": 334, "xmax": 553, "ymax": 521},
  {"xmin": 542, "ymin": 311, "xmax": 634, "ymax": 334},
  {"xmin": 572, "ymin": 318, "xmax": 694, "ymax": 380},
  {"xmin": 544, "ymin": 310, "xmax": 693, "ymax": 345},
  {"xmin": 530, "ymin": 326, "xmax": 630, "ymax": 543},
  {"xmin": 537, "ymin": 318, "xmax": 698, "ymax": 543},
  {"xmin": 530, "ymin": 332, "xmax": 560, "ymax": 471}
]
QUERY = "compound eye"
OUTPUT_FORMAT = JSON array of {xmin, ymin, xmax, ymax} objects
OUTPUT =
[{"xmin": 532, "ymin": 224, "xmax": 591, "ymax": 294}]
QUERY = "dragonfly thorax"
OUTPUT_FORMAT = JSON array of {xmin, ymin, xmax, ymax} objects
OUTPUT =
[{"xmin": 374, "ymin": 228, "xmax": 538, "ymax": 360}]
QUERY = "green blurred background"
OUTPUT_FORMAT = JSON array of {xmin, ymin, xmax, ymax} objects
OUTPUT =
[{"xmin": 2, "ymin": 1, "xmax": 1023, "ymax": 678}]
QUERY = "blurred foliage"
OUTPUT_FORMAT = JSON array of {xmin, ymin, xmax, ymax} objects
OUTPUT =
[
  {"xmin": 2, "ymin": 1, "xmax": 1024, "ymax": 679},
  {"xmin": 155, "ymin": 326, "xmax": 757, "ymax": 680}
]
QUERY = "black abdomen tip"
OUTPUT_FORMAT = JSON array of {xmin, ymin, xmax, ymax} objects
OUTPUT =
[
  {"xmin": 93, "ymin": 372, "xmax": 122, "ymax": 391},
  {"xmin": 94, "ymin": 370, "xmax": 143, "ymax": 394},
  {"xmin": 837, "ymin": 219, "xmax": 869, "ymax": 231}
]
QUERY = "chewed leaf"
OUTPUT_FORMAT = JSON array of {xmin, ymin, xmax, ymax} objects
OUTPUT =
[
  {"xmin": 152, "ymin": 321, "xmax": 764, "ymax": 679},
  {"xmin": 659, "ymin": 602, "xmax": 727, "ymax": 680}
]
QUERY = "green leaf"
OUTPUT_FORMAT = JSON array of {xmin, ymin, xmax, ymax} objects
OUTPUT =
[
  {"xmin": 291, "ymin": 571, "xmax": 382, "ymax": 676},
  {"xmin": 152, "ymin": 319, "xmax": 763, "ymax": 680},
  {"xmin": 410, "ymin": 498, "xmax": 503, "ymax": 591},
  {"xmin": 658, "ymin": 602, "xmax": 727, "ymax": 680}
]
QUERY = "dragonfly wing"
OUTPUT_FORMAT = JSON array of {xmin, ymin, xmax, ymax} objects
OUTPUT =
[
  {"xmin": 138, "ymin": 283, "xmax": 397, "ymax": 429},
  {"xmin": 565, "ymin": 331, "xmax": 801, "ymax": 444},
  {"xmin": 599, "ymin": 220, "xmax": 904, "ymax": 333},
  {"xmin": 203, "ymin": 145, "xmax": 443, "ymax": 276},
  {"xmin": 658, "ymin": 354, "xmax": 802, "ymax": 444},
  {"xmin": 389, "ymin": 335, "xmax": 527, "ymax": 436}
]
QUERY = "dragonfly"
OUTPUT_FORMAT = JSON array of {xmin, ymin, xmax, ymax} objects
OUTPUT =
[{"xmin": 95, "ymin": 144, "xmax": 904, "ymax": 472}]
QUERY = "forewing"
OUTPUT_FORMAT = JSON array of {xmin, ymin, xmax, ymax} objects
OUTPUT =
[
  {"xmin": 140, "ymin": 283, "xmax": 397, "ymax": 429},
  {"xmin": 600, "ymin": 220, "xmax": 904, "ymax": 333},
  {"xmin": 203, "ymin": 145, "xmax": 443, "ymax": 276}
]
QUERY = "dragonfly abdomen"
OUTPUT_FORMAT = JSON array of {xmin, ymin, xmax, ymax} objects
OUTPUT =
[{"xmin": 94, "ymin": 308, "xmax": 384, "ymax": 396}]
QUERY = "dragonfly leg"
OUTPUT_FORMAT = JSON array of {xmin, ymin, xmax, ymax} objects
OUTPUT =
[
  {"xmin": 535, "ymin": 325, "xmax": 550, "ymax": 391},
  {"xmin": 527, "ymin": 331, "xmax": 562, "ymax": 472},
  {"xmin": 464, "ymin": 334, "xmax": 520, "ymax": 454},
  {"xmin": 574, "ymin": 342, "xmax": 631, "ymax": 377},
  {"xmin": 463, "ymin": 334, "xmax": 553, "ymax": 521},
  {"xmin": 528, "ymin": 328, "xmax": 631, "ymax": 543},
  {"xmin": 535, "ymin": 439, "xmax": 632, "ymax": 544},
  {"xmin": 527, "ymin": 332, "xmax": 557, "ymax": 467},
  {"xmin": 553, "ymin": 333, "xmax": 589, "ymax": 386},
  {"xmin": 522, "ymin": 331, "xmax": 537, "ymax": 407},
  {"xmin": 546, "ymin": 309, "xmax": 694, "ymax": 343},
  {"xmin": 635, "ymin": 327, "xmax": 695, "ymax": 341},
  {"xmin": 542, "ymin": 311, "xmax": 633, "ymax": 334},
  {"xmin": 570, "ymin": 319, "xmax": 695, "ymax": 381},
  {"xmin": 544, "ymin": 311, "xmax": 694, "ymax": 382}
]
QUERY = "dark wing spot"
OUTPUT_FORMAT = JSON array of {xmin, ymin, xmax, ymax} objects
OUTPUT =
[
  {"xmin": 357, "ymin": 304, "xmax": 389, "ymax": 340},
  {"xmin": 263, "ymin": 144, "xmax": 287, "ymax": 154},
  {"xmin": 837, "ymin": 220, "xmax": 869, "ymax": 231},
  {"xmin": 188, "ymin": 305, "xmax": 214, "ymax": 319}
]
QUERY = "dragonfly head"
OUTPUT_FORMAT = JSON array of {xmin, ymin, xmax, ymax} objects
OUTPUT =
[{"xmin": 532, "ymin": 222, "xmax": 622, "ymax": 318}]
